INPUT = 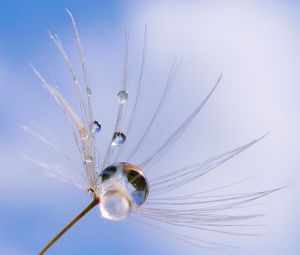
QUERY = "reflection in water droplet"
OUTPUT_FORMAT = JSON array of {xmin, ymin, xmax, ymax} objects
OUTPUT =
[
  {"xmin": 117, "ymin": 90, "xmax": 128, "ymax": 104},
  {"xmin": 99, "ymin": 162, "xmax": 149, "ymax": 221},
  {"xmin": 92, "ymin": 120, "xmax": 101, "ymax": 133},
  {"xmin": 112, "ymin": 132, "xmax": 126, "ymax": 146}
]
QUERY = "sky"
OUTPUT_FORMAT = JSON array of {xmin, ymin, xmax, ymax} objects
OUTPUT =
[{"xmin": 0, "ymin": 1, "xmax": 300, "ymax": 254}]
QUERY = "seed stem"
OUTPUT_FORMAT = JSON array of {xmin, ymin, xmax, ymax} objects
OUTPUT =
[{"xmin": 39, "ymin": 197, "xmax": 100, "ymax": 255}]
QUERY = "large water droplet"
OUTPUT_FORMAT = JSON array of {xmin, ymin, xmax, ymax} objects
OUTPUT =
[
  {"xmin": 92, "ymin": 120, "xmax": 101, "ymax": 133},
  {"xmin": 117, "ymin": 90, "xmax": 128, "ymax": 104},
  {"xmin": 99, "ymin": 163, "xmax": 149, "ymax": 221},
  {"xmin": 112, "ymin": 132, "xmax": 126, "ymax": 146}
]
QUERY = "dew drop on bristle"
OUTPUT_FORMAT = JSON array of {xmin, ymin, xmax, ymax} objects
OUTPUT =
[
  {"xmin": 92, "ymin": 120, "xmax": 101, "ymax": 133},
  {"xmin": 112, "ymin": 132, "xmax": 126, "ymax": 146},
  {"xmin": 79, "ymin": 128, "xmax": 89, "ymax": 140},
  {"xmin": 87, "ymin": 88, "xmax": 92, "ymax": 97},
  {"xmin": 84, "ymin": 155, "xmax": 93, "ymax": 164},
  {"xmin": 99, "ymin": 190, "xmax": 130, "ymax": 221},
  {"xmin": 99, "ymin": 163, "xmax": 149, "ymax": 221},
  {"xmin": 87, "ymin": 187, "xmax": 95, "ymax": 197},
  {"xmin": 117, "ymin": 90, "xmax": 128, "ymax": 104}
]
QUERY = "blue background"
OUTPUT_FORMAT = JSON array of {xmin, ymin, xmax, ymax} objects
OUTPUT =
[{"xmin": 0, "ymin": 1, "xmax": 299, "ymax": 255}]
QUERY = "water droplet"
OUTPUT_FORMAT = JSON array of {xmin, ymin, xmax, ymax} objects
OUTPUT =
[
  {"xmin": 87, "ymin": 88, "xmax": 92, "ymax": 97},
  {"xmin": 79, "ymin": 128, "xmax": 89, "ymax": 140},
  {"xmin": 99, "ymin": 163, "xmax": 149, "ymax": 221},
  {"xmin": 99, "ymin": 190, "xmax": 130, "ymax": 221},
  {"xmin": 112, "ymin": 132, "xmax": 126, "ymax": 146},
  {"xmin": 92, "ymin": 120, "xmax": 101, "ymax": 133},
  {"xmin": 87, "ymin": 187, "xmax": 95, "ymax": 197},
  {"xmin": 84, "ymin": 155, "xmax": 93, "ymax": 164},
  {"xmin": 117, "ymin": 90, "xmax": 128, "ymax": 104}
]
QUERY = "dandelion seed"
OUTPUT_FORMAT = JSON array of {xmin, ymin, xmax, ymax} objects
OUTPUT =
[{"xmin": 26, "ymin": 10, "xmax": 281, "ymax": 255}]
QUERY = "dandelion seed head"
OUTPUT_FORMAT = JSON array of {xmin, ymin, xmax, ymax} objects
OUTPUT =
[{"xmin": 24, "ymin": 9, "xmax": 283, "ymax": 255}]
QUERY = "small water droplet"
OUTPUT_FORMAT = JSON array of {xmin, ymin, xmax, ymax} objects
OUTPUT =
[
  {"xmin": 117, "ymin": 90, "xmax": 128, "ymax": 104},
  {"xmin": 87, "ymin": 187, "xmax": 95, "ymax": 197},
  {"xmin": 99, "ymin": 162, "xmax": 149, "ymax": 221},
  {"xmin": 84, "ymin": 155, "xmax": 93, "ymax": 164},
  {"xmin": 79, "ymin": 128, "xmax": 89, "ymax": 140},
  {"xmin": 112, "ymin": 132, "xmax": 126, "ymax": 146},
  {"xmin": 87, "ymin": 88, "xmax": 92, "ymax": 97},
  {"xmin": 99, "ymin": 190, "xmax": 130, "ymax": 221},
  {"xmin": 92, "ymin": 120, "xmax": 101, "ymax": 133}
]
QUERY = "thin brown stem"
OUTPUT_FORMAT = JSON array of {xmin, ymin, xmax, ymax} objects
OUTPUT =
[{"xmin": 39, "ymin": 197, "xmax": 100, "ymax": 255}]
